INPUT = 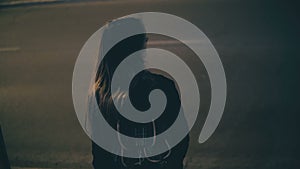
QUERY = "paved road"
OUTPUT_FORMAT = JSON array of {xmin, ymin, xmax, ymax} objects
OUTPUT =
[{"xmin": 0, "ymin": 0, "xmax": 299, "ymax": 168}]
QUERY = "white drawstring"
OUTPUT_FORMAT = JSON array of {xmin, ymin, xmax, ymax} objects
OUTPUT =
[
  {"xmin": 117, "ymin": 120, "xmax": 171, "ymax": 167},
  {"xmin": 144, "ymin": 139, "xmax": 171, "ymax": 163}
]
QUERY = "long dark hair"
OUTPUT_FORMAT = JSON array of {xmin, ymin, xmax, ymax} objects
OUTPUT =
[{"xmin": 94, "ymin": 18, "xmax": 147, "ymax": 123}]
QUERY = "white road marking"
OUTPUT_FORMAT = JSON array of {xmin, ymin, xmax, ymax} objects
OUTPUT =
[
  {"xmin": 0, "ymin": 47, "xmax": 20, "ymax": 52},
  {"xmin": 0, "ymin": 0, "xmax": 63, "ymax": 6}
]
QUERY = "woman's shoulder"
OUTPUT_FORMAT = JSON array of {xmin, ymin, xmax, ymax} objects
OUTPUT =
[{"xmin": 141, "ymin": 70, "xmax": 175, "ymax": 83}]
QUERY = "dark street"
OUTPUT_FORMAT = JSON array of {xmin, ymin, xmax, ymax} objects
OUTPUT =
[{"xmin": 0, "ymin": 0, "xmax": 299, "ymax": 168}]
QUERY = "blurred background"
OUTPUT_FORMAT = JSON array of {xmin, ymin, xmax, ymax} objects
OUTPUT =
[{"xmin": 0, "ymin": 0, "xmax": 299, "ymax": 168}]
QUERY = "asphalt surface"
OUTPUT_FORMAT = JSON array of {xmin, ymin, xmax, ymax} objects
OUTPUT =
[{"xmin": 0, "ymin": 0, "xmax": 299, "ymax": 168}]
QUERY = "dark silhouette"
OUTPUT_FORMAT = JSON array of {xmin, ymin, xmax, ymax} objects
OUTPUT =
[
  {"xmin": 91, "ymin": 18, "xmax": 189, "ymax": 169},
  {"xmin": 0, "ymin": 125, "xmax": 11, "ymax": 169}
]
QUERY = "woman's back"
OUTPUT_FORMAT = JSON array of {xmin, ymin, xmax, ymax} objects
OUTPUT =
[{"xmin": 93, "ymin": 71, "xmax": 189, "ymax": 169}]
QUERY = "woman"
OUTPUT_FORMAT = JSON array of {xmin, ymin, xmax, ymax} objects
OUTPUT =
[{"xmin": 91, "ymin": 17, "xmax": 189, "ymax": 169}]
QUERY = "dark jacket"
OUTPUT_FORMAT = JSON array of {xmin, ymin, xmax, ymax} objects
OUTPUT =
[{"xmin": 93, "ymin": 71, "xmax": 189, "ymax": 169}]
